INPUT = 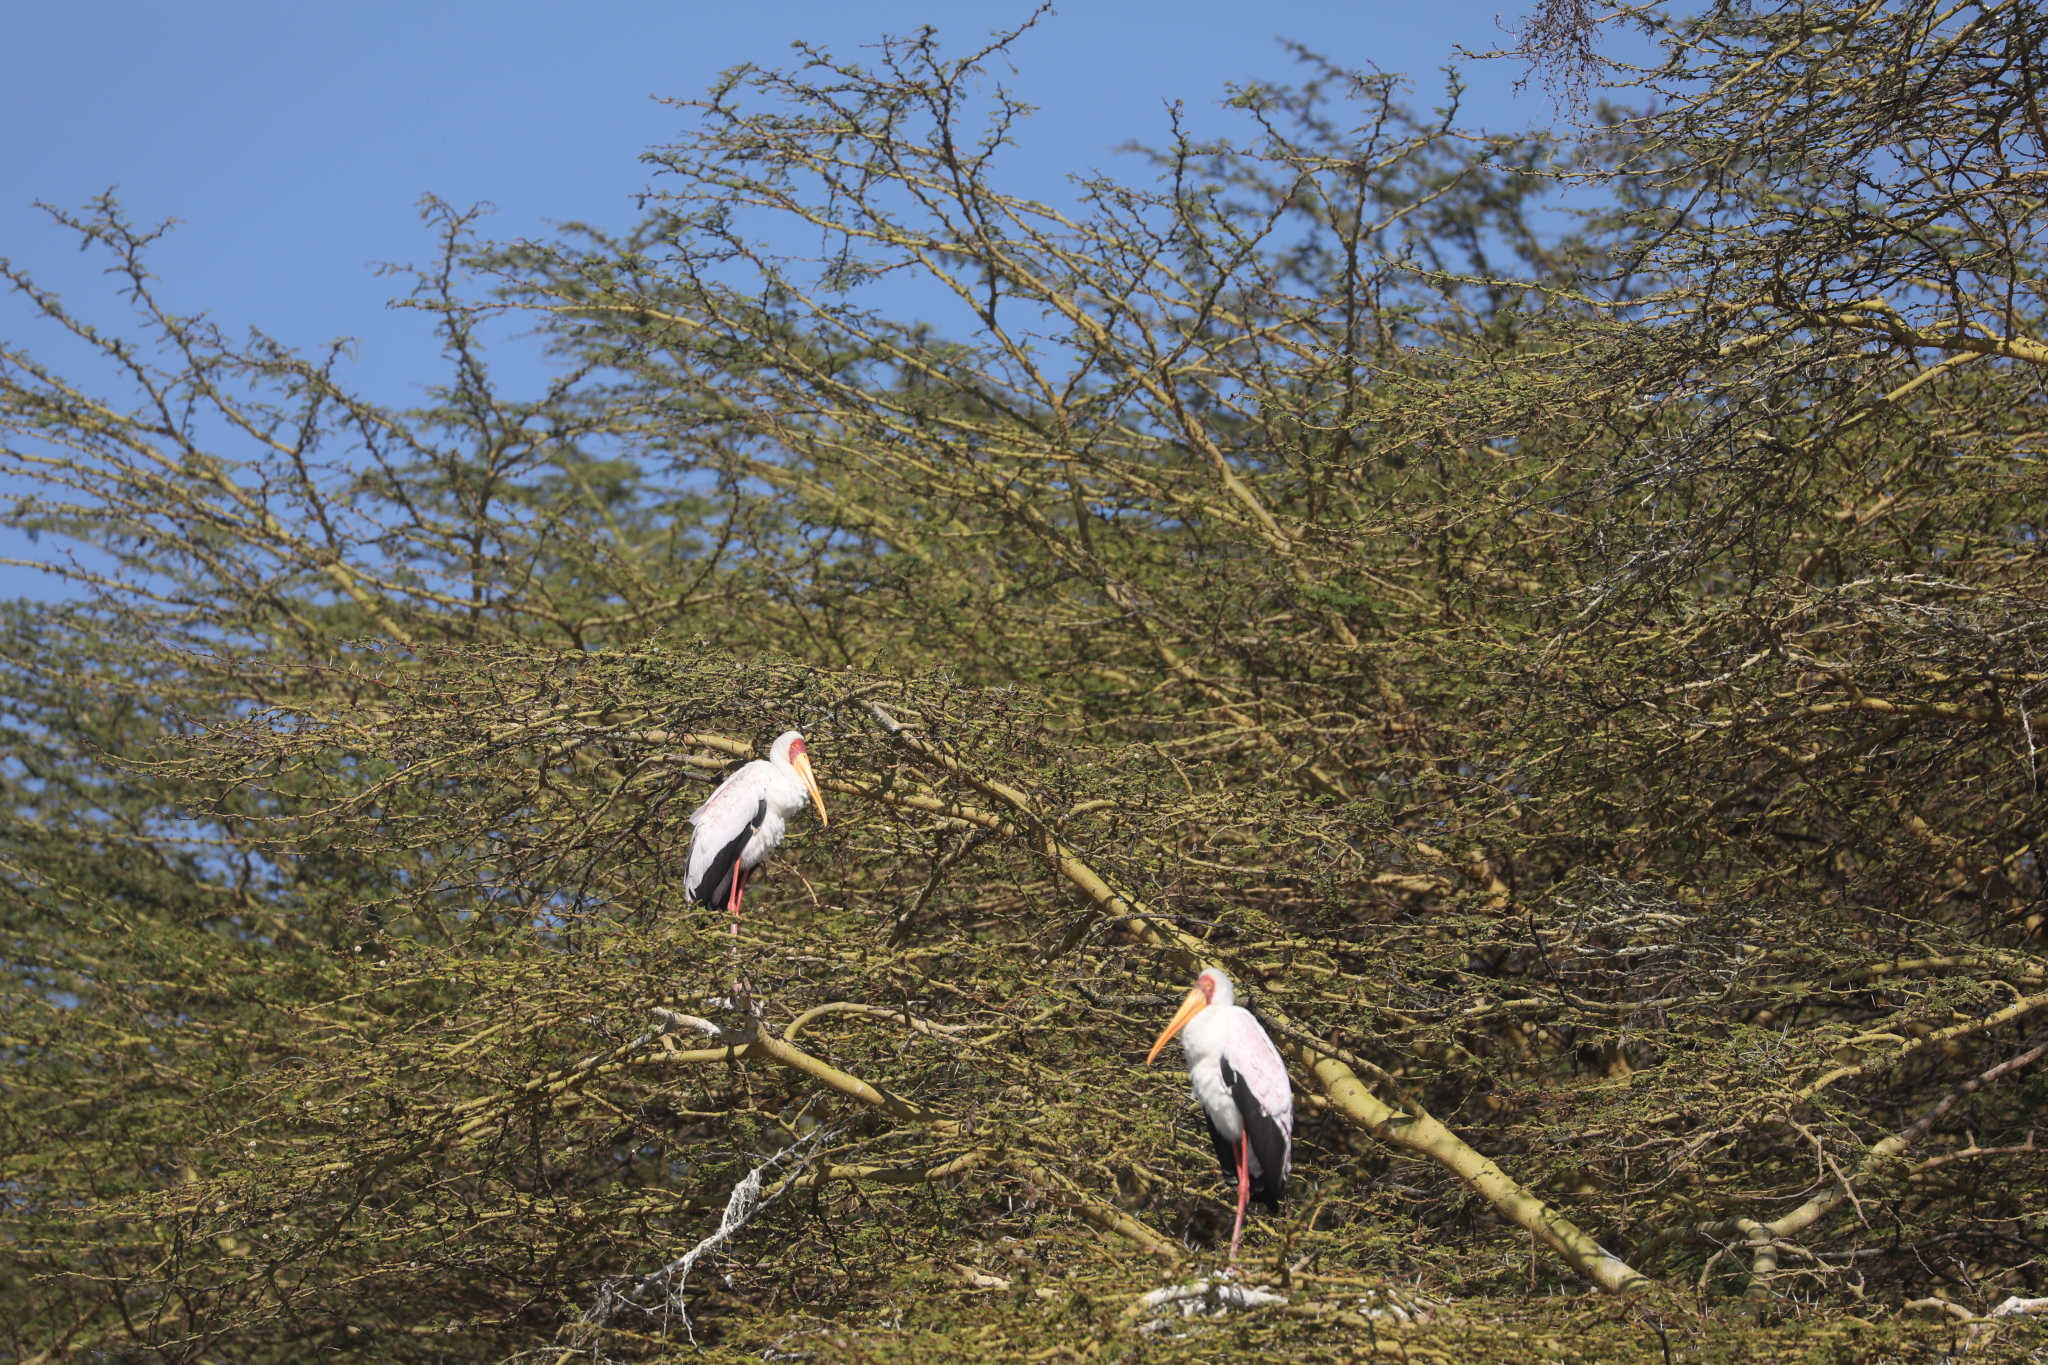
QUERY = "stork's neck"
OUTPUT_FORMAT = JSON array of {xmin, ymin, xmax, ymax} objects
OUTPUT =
[{"xmin": 1179, "ymin": 1002, "xmax": 1235, "ymax": 1065}]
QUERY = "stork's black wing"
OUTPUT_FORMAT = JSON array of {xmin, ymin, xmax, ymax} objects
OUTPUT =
[
  {"xmin": 1220, "ymin": 1057, "xmax": 1289, "ymax": 1210},
  {"xmin": 689, "ymin": 797, "xmax": 767, "ymax": 910}
]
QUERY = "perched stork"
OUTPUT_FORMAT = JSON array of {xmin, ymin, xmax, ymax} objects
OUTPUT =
[
  {"xmin": 686, "ymin": 731, "xmax": 827, "ymax": 923},
  {"xmin": 1148, "ymin": 965, "xmax": 1294, "ymax": 1262}
]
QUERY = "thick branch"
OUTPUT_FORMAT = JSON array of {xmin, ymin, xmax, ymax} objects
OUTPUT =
[{"xmin": 855, "ymin": 712, "xmax": 1655, "ymax": 1294}]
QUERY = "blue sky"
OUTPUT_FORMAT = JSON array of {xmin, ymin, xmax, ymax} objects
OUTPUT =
[{"xmin": 2, "ymin": 1, "xmax": 1564, "ymax": 596}]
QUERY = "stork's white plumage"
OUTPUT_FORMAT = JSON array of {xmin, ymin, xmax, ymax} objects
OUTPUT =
[
  {"xmin": 1148, "ymin": 965, "xmax": 1294, "ymax": 1262},
  {"xmin": 686, "ymin": 731, "xmax": 827, "ymax": 920}
]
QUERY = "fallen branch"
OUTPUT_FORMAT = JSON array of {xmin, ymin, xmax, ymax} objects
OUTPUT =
[{"xmin": 563, "ymin": 1124, "xmax": 837, "ymax": 1355}]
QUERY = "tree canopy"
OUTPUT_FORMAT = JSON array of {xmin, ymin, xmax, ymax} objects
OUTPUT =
[{"xmin": 3, "ymin": 2, "xmax": 2046, "ymax": 1361}]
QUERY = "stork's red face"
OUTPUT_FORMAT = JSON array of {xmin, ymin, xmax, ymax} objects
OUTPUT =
[{"xmin": 1146, "ymin": 972, "xmax": 1217, "ymax": 1065}]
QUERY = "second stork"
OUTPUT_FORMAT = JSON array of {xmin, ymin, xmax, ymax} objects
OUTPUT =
[{"xmin": 1148, "ymin": 965, "xmax": 1294, "ymax": 1262}]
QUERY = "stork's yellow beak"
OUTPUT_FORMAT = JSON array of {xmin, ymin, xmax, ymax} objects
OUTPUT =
[
  {"xmin": 791, "ymin": 749, "xmax": 828, "ymax": 826},
  {"xmin": 1146, "ymin": 986, "xmax": 1209, "ymax": 1065}
]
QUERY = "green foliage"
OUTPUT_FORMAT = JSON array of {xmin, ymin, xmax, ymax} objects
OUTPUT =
[{"xmin": 4, "ymin": 3, "xmax": 2047, "ymax": 1361}]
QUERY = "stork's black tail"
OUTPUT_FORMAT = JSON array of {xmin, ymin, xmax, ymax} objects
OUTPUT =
[{"xmin": 1206, "ymin": 1059, "xmax": 1290, "ymax": 1211}]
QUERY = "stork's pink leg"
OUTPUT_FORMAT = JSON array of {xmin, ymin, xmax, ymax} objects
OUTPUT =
[
  {"xmin": 726, "ymin": 868, "xmax": 749, "ymax": 996},
  {"xmin": 1230, "ymin": 1132, "xmax": 1251, "ymax": 1263},
  {"xmin": 726, "ymin": 867, "xmax": 749, "ymax": 930}
]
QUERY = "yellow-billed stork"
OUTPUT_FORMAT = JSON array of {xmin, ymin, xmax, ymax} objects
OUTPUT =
[
  {"xmin": 686, "ymin": 731, "xmax": 827, "ymax": 921},
  {"xmin": 1148, "ymin": 965, "xmax": 1294, "ymax": 1261}
]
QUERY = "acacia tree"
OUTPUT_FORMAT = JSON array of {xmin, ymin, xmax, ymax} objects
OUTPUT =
[{"xmin": 2, "ymin": 4, "xmax": 2045, "ymax": 1363}]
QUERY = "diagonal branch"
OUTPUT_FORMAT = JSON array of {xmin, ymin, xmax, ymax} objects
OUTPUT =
[{"xmin": 854, "ymin": 709, "xmax": 1656, "ymax": 1294}]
